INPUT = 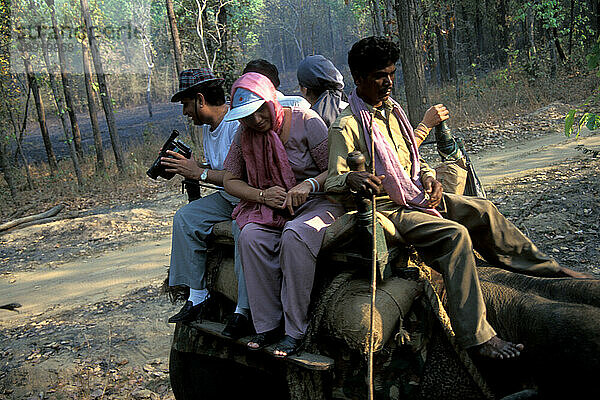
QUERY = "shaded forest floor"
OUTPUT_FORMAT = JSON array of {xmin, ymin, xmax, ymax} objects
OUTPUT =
[{"xmin": 1, "ymin": 101, "xmax": 599, "ymax": 399}]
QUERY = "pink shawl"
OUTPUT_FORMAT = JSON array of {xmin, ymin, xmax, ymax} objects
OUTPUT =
[
  {"xmin": 348, "ymin": 90, "xmax": 441, "ymax": 217},
  {"xmin": 230, "ymin": 73, "xmax": 297, "ymax": 229}
]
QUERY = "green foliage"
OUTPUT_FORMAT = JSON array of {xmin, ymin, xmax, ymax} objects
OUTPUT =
[
  {"xmin": 587, "ymin": 40, "xmax": 600, "ymax": 72},
  {"xmin": 514, "ymin": 0, "xmax": 563, "ymax": 29},
  {"xmin": 565, "ymin": 37, "xmax": 600, "ymax": 137},
  {"xmin": 584, "ymin": 113, "xmax": 600, "ymax": 130}
]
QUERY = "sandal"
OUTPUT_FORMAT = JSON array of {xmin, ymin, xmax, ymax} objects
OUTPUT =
[
  {"xmin": 247, "ymin": 328, "xmax": 282, "ymax": 351},
  {"xmin": 273, "ymin": 335, "xmax": 301, "ymax": 358}
]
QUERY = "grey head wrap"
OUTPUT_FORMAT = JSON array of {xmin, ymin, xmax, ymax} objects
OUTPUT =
[{"xmin": 297, "ymin": 55, "xmax": 347, "ymax": 127}]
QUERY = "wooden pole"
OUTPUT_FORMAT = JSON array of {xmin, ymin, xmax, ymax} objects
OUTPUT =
[{"xmin": 367, "ymin": 112, "xmax": 377, "ymax": 400}]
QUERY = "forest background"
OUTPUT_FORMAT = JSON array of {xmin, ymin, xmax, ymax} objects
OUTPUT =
[
  {"xmin": 0, "ymin": 1, "xmax": 599, "ymax": 398},
  {"xmin": 0, "ymin": 0, "xmax": 599, "ymax": 217}
]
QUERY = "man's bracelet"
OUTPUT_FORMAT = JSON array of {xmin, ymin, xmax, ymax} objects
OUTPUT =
[{"xmin": 258, "ymin": 190, "xmax": 265, "ymax": 204}]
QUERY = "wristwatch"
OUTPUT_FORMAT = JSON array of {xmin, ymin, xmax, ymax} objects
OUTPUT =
[{"xmin": 200, "ymin": 169, "xmax": 208, "ymax": 182}]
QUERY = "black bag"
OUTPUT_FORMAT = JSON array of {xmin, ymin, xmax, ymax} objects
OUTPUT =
[{"xmin": 457, "ymin": 139, "xmax": 486, "ymax": 198}]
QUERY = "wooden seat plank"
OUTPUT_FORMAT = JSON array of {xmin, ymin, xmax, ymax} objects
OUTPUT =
[{"xmin": 187, "ymin": 320, "xmax": 335, "ymax": 371}]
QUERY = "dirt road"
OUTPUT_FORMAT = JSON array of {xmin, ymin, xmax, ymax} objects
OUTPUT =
[{"xmin": 1, "ymin": 120, "xmax": 598, "ymax": 399}]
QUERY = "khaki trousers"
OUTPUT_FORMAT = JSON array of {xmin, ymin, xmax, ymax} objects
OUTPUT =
[{"xmin": 379, "ymin": 193, "xmax": 562, "ymax": 348}]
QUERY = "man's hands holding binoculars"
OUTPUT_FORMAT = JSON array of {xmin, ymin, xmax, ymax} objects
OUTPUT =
[{"xmin": 161, "ymin": 150, "xmax": 205, "ymax": 181}]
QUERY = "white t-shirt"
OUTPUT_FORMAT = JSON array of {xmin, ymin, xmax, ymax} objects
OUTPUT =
[
  {"xmin": 201, "ymin": 117, "xmax": 240, "ymax": 204},
  {"xmin": 276, "ymin": 90, "xmax": 311, "ymax": 109}
]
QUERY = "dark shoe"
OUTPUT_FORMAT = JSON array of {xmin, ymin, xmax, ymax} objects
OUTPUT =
[
  {"xmin": 247, "ymin": 328, "xmax": 283, "ymax": 351},
  {"xmin": 273, "ymin": 335, "xmax": 301, "ymax": 358},
  {"xmin": 222, "ymin": 313, "xmax": 250, "ymax": 339},
  {"xmin": 168, "ymin": 300, "xmax": 206, "ymax": 323}
]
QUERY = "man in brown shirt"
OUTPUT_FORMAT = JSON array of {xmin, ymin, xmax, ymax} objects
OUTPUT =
[{"xmin": 325, "ymin": 36, "xmax": 588, "ymax": 359}]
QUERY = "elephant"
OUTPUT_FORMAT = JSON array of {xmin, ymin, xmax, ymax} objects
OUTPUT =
[
  {"xmin": 476, "ymin": 267, "xmax": 600, "ymax": 399},
  {"xmin": 167, "ymin": 220, "xmax": 600, "ymax": 400}
]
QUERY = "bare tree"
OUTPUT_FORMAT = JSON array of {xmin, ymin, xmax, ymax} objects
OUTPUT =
[
  {"xmin": 0, "ymin": 78, "xmax": 26, "ymax": 197},
  {"xmin": 194, "ymin": 0, "xmax": 234, "ymax": 70},
  {"xmin": 436, "ymin": 23, "xmax": 449, "ymax": 84},
  {"xmin": 370, "ymin": 0, "xmax": 384, "ymax": 35},
  {"xmin": 526, "ymin": 4, "xmax": 537, "ymax": 58},
  {"xmin": 5, "ymin": 88, "xmax": 34, "ymax": 190},
  {"xmin": 81, "ymin": 37, "xmax": 106, "ymax": 173},
  {"xmin": 166, "ymin": 0, "xmax": 184, "ymax": 75},
  {"xmin": 45, "ymin": 0, "xmax": 84, "ymax": 162},
  {"xmin": 133, "ymin": 0, "xmax": 155, "ymax": 118},
  {"xmin": 395, "ymin": 0, "xmax": 429, "ymax": 126},
  {"xmin": 281, "ymin": 0, "xmax": 306, "ymax": 59},
  {"xmin": 23, "ymin": 57, "xmax": 58, "ymax": 174},
  {"xmin": 0, "ymin": 141, "xmax": 17, "ymax": 198},
  {"xmin": 80, "ymin": 0, "xmax": 126, "ymax": 173},
  {"xmin": 39, "ymin": 32, "xmax": 84, "ymax": 187}
]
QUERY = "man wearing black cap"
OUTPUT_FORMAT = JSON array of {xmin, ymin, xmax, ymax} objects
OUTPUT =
[
  {"xmin": 242, "ymin": 59, "xmax": 311, "ymax": 109},
  {"xmin": 161, "ymin": 69, "xmax": 249, "ymax": 339}
]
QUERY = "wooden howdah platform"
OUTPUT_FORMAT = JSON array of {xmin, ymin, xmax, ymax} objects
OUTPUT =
[{"xmin": 172, "ymin": 320, "xmax": 335, "ymax": 372}]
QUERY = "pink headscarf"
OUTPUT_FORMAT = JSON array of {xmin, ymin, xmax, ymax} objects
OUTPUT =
[{"xmin": 230, "ymin": 73, "xmax": 297, "ymax": 229}]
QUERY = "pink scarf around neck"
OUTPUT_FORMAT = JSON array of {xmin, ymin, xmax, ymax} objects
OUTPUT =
[
  {"xmin": 230, "ymin": 73, "xmax": 297, "ymax": 229},
  {"xmin": 348, "ymin": 90, "xmax": 441, "ymax": 217}
]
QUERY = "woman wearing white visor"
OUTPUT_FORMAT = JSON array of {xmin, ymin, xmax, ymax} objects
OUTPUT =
[{"xmin": 222, "ymin": 72, "xmax": 344, "ymax": 357}]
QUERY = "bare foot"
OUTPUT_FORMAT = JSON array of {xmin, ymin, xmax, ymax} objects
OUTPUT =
[
  {"xmin": 559, "ymin": 267, "xmax": 595, "ymax": 279},
  {"xmin": 473, "ymin": 336, "xmax": 524, "ymax": 360}
]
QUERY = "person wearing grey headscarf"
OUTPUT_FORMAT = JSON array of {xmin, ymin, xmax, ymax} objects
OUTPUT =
[{"xmin": 297, "ymin": 55, "xmax": 348, "ymax": 128}]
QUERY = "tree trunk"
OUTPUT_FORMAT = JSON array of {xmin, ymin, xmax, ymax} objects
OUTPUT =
[
  {"xmin": 568, "ymin": 0, "xmax": 575, "ymax": 56},
  {"xmin": 141, "ymin": 28, "xmax": 154, "ymax": 118},
  {"xmin": 590, "ymin": 0, "xmax": 600, "ymax": 41},
  {"xmin": 436, "ymin": 24, "xmax": 449, "ymax": 83},
  {"xmin": 5, "ymin": 94, "xmax": 34, "ymax": 191},
  {"xmin": 146, "ymin": 69, "xmax": 153, "ymax": 118},
  {"xmin": 395, "ymin": 0, "xmax": 428, "ymax": 126},
  {"xmin": 474, "ymin": 1, "xmax": 484, "ymax": 55},
  {"xmin": 166, "ymin": 0, "xmax": 184, "ymax": 75},
  {"xmin": 383, "ymin": 0, "xmax": 396, "ymax": 36},
  {"xmin": 597, "ymin": 0, "xmax": 600, "ymax": 39},
  {"xmin": 552, "ymin": 27, "xmax": 567, "ymax": 61},
  {"xmin": 457, "ymin": 1, "xmax": 473, "ymax": 72},
  {"xmin": 495, "ymin": 0, "xmax": 508, "ymax": 64},
  {"xmin": 0, "ymin": 141, "xmax": 17, "ymax": 199},
  {"xmin": 370, "ymin": 0, "xmax": 384, "ymax": 35},
  {"xmin": 81, "ymin": 38, "xmax": 105, "ymax": 173},
  {"xmin": 45, "ymin": 0, "xmax": 84, "ymax": 163},
  {"xmin": 40, "ymin": 33, "xmax": 83, "ymax": 187},
  {"xmin": 23, "ymin": 57, "xmax": 58, "ymax": 174},
  {"xmin": 328, "ymin": 7, "xmax": 336, "ymax": 61},
  {"xmin": 81, "ymin": 0, "xmax": 126, "ymax": 173},
  {"xmin": 446, "ymin": 13, "xmax": 457, "ymax": 81},
  {"xmin": 280, "ymin": 32, "xmax": 286, "ymax": 73},
  {"xmin": 549, "ymin": 31, "xmax": 557, "ymax": 78},
  {"xmin": 527, "ymin": 6, "xmax": 537, "ymax": 58}
]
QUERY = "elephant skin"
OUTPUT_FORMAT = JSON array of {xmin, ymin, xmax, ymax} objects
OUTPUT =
[{"xmin": 477, "ymin": 267, "xmax": 600, "ymax": 399}]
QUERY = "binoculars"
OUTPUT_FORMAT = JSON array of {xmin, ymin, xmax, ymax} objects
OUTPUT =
[{"xmin": 146, "ymin": 130, "xmax": 192, "ymax": 180}]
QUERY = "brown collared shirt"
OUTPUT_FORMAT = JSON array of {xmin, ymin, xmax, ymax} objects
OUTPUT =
[{"xmin": 325, "ymin": 98, "xmax": 435, "ymax": 201}]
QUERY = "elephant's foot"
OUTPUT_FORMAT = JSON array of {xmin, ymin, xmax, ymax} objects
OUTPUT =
[
  {"xmin": 471, "ymin": 335, "xmax": 524, "ymax": 360},
  {"xmin": 558, "ymin": 267, "xmax": 595, "ymax": 279}
]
